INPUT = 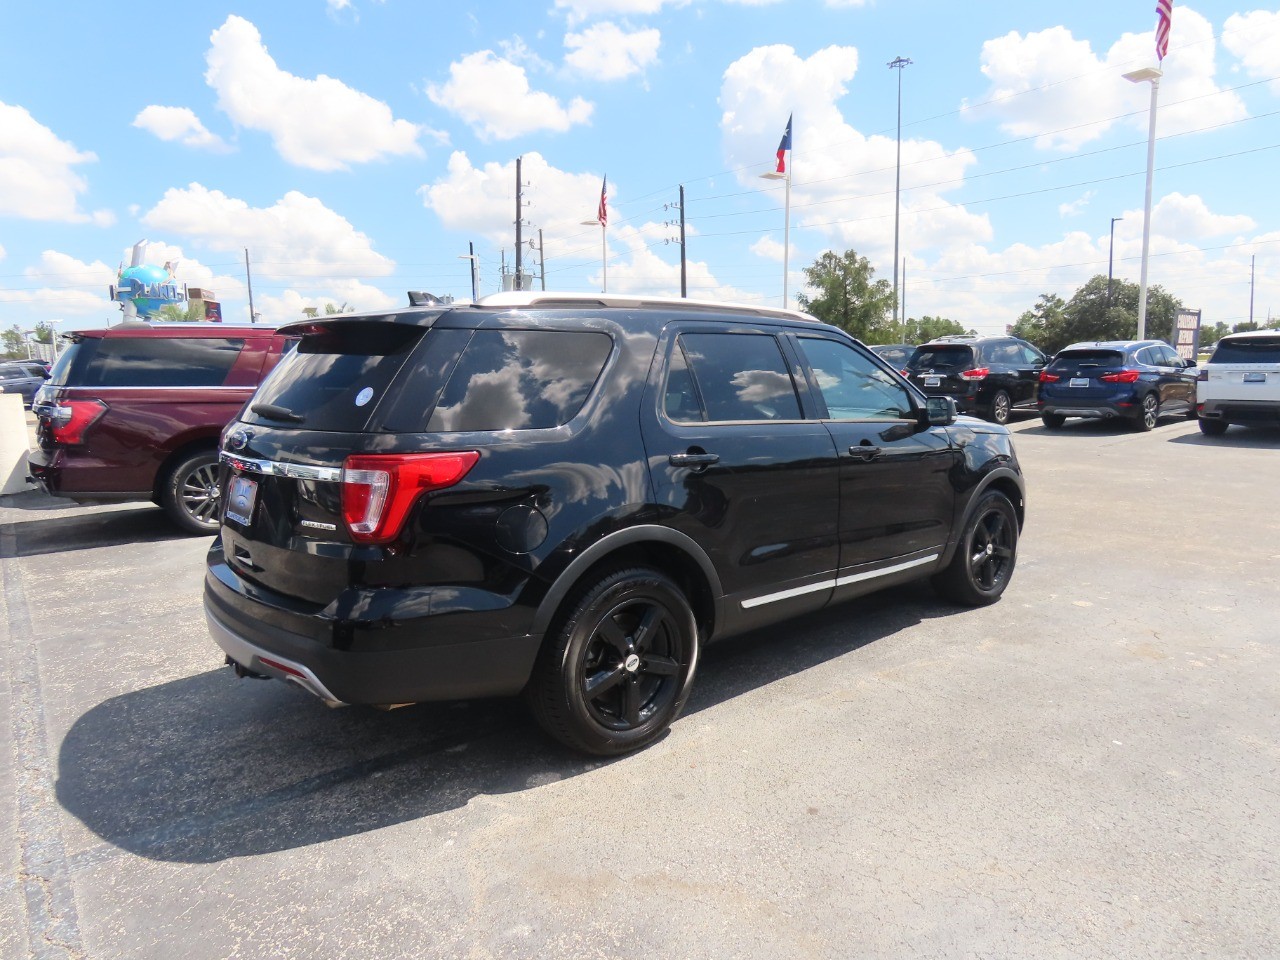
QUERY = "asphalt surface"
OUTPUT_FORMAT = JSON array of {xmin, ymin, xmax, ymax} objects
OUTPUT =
[{"xmin": 1, "ymin": 413, "xmax": 1277, "ymax": 959}]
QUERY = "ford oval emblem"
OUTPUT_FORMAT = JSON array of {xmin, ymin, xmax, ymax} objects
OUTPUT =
[
  {"xmin": 355, "ymin": 386, "xmax": 374, "ymax": 407},
  {"xmin": 227, "ymin": 429, "xmax": 251, "ymax": 451}
]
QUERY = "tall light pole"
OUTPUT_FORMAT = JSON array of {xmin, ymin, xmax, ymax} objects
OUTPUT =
[
  {"xmin": 458, "ymin": 242, "xmax": 479, "ymax": 301},
  {"xmin": 1108, "ymin": 216, "xmax": 1123, "ymax": 306},
  {"xmin": 1124, "ymin": 66, "xmax": 1161, "ymax": 340},
  {"xmin": 889, "ymin": 56, "xmax": 912, "ymax": 336}
]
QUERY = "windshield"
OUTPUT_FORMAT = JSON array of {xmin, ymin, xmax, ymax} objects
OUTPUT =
[
  {"xmin": 906, "ymin": 345, "xmax": 974, "ymax": 371},
  {"xmin": 1210, "ymin": 337, "xmax": 1280, "ymax": 364}
]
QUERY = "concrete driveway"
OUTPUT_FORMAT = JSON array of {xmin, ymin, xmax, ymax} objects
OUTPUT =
[{"xmin": 2, "ymin": 414, "xmax": 1277, "ymax": 959}]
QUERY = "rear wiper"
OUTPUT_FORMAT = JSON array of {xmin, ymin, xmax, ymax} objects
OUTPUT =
[{"xmin": 251, "ymin": 402, "xmax": 305, "ymax": 424}]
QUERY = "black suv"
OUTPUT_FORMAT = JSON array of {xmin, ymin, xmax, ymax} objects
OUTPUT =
[
  {"xmin": 204, "ymin": 294, "xmax": 1026, "ymax": 755},
  {"xmin": 903, "ymin": 335, "xmax": 1047, "ymax": 424}
]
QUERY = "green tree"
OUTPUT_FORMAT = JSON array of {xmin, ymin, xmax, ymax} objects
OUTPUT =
[
  {"xmin": 32, "ymin": 321, "xmax": 54, "ymax": 344},
  {"xmin": 1013, "ymin": 276, "xmax": 1182, "ymax": 354},
  {"xmin": 796, "ymin": 250, "xmax": 895, "ymax": 341},
  {"xmin": 1200, "ymin": 321, "xmax": 1230, "ymax": 348},
  {"xmin": 155, "ymin": 302, "xmax": 207, "ymax": 322},
  {"xmin": 1, "ymin": 325, "xmax": 24, "ymax": 359},
  {"xmin": 909, "ymin": 315, "xmax": 968, "ymax": 343}
]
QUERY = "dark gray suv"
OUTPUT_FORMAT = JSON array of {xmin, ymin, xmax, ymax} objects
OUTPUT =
[{"xmin": 205, "ymin": 293, "xmax": 1026, "ymax": 755}]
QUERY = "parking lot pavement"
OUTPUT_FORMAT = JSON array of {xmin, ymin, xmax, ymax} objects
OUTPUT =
[{"xmin": 2, "ymin": 415, "xmax": 1278, "ymax": 959}]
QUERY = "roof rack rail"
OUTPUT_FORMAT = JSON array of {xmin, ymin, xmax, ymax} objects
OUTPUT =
[{"xmin": 476, "ymin": 291, "xmax": 818, "ymax": 323}]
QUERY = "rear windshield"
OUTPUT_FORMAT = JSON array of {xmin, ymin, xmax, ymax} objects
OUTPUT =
[
  {"xmin": 427, "ymin": 329, "xmax": 612, "ymax": 432},
  {"xmin": 1210, "ymin": 337, "xmax": 1280, "ymax": 364},
  {"xmin": 906, "ymin": 345, "xmax": 974, "ymax": 370},
  {"xmin": 244, "ymin": 322, "xmax": 426, "ymax": 432},
  {"xmin": 58, "ymin": 336, "xmax": 245, "ymax": 387},
  {"xmin": 0, "ymin": 365, "xmax": 28, "ymax": 380},
  {"xmin": 1048, "ymin": 349, "xmax": 1124, "ymax": 369}
]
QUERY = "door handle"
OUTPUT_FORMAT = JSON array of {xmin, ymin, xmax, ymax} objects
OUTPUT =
[
  {"xmin": 669, "ymin": 452, "xmax": 720, "ymax": 470},
  {"xmin": 849, "ymin": 444, "xmax": 881, "ymax": 461}
]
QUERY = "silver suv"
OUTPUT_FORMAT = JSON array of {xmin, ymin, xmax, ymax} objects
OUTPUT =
[{"xmin": 1197, "ymin": 330, "xmax": 1280, "ymax": 435}]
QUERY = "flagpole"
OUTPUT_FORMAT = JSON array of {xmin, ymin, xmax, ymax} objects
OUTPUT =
[
  {"xmin": 602, "ymin": 223, "xmax": 608, "ymax": 294},
  {"xmin": 782, "ymin": 166, "xmax": 791, "ymax": 308},
  {"xmin": 1124, "ymin": 66, "xmax": 1162, "ymax": 341}
]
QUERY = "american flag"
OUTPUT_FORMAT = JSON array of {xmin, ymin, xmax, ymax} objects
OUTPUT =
[
  {"xmin": 598, "ymin": 177, "xmax": 608, "ymax": 227},
  {"xmin": 775, "ymin": 114, "xmax": 793, "ymax": 174},
  {"xmin": 1155, "ymin": 0, "xmax": 1173, "ymax": 60}
]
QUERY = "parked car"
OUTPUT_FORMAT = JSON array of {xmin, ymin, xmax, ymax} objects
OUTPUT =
[
  {"xmin": 1037, "ymin": 340, "xmax": 1197, "ymax": 431},
  {"xmin": 0, "ymin": 360, "xmax": 50, "ymax": 406},
  {"xmin": 902, "ymin": 335, "xmax": 1047, "ymax": 424},
  {"xmin": 205, "ymin": 292, "xmax": 1026, "ymax": 756},
  {"xmin": 869, "ymin": 342, "xmax": 914, "ymax": 367},
  {"xmin": 1196, "ymin": 329, "xmax": 1280, "ymax": 435},
  {"xmin": 29, "ymin": 322, "xmax": 296, "ymax": 533}
]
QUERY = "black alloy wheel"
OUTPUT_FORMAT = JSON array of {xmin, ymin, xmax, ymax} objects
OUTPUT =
[
  {"xmin": 932, "ymin": 490, "xmax": 1018, "ymax": 606},
  {"xmin": 161, "ymin": 450, "xmax": 222, "ymax": 535},
  {"xmin": 529, "ymin": 567, "xmax": 698, "ymax": 756},
  {"xmin": 1134, "ymin": 393, "xmax": 1159, "ymax": 432},
  {"xmin": 1040, "ymin": 412, "xmax": 1066, "ymax": 429},
  {"xmin": 988, "ymin": 390, "xmax": 1012, "ymax": 425},
  {"xmin": 1198, "ymin": 417, "xmax": 1229, "ymax": 436}
]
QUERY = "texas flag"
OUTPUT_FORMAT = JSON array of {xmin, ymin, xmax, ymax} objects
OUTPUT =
[{"xmin": 775, "ymin": 114, "xmax": 793, "ymax": 174}]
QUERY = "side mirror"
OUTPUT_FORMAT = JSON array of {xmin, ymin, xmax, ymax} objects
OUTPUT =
[
  {"xmin": 924, "ymin": 395, "xmax": 958, "ymax": 426},
  {"xmin": 1183, "ymin": 357, "xmax": 1197, "ymax": 369}
]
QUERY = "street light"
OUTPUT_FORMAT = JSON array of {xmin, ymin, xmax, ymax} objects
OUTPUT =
[
  {"xmin": 1124, "ymin": 65, "xmax": 1162, "ymax": 340},
  {"xmin": 1108, "ymin": 216, "xmax": 1124, "ymax": 306},
  {"xmin": 458, "ymin": 242, "xmax": 479, "ymax": 301},
  {"xmin": 581, "ymin": 217, "xmax": 607, "ymax": 293}
]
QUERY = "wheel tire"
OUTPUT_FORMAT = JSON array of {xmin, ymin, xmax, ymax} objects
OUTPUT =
[
  {"xmin": 1134, "ymin": 393, "xmax": 1159, "ymax": 432},
  {"xmin": 528, "ymin": 567, "xmax": 699, "ymax": 756},
  {"xmin": 1198, "ymin": 417, "xmax": 1228, "ymax": 436},
  {"xmin": 987, "ymin": 390, "xmax": 1012, "ymax": 425},
  {"xmin": 160, "ymin": 450, "xmax": 222, "ymax": 535},
  {"xmin": 932, "ymin": 491, "xmax": 1018, "ymax": 607},
  {"xmin": 1040, "ymin": 412, "xmax": 1066, "ymax": 429}
]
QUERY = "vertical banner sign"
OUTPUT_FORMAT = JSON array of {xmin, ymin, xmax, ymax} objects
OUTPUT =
[{"xmin": 1173, "ymin": 308, "xmax": 1201, "ymax": 360}]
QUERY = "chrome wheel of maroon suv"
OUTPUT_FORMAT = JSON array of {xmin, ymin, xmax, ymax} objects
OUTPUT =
[{"xmin": 204, "ymin": 293, "xmax": 1026, "ymax": 756}]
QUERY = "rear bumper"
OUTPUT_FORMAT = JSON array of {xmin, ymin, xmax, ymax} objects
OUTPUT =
[
  {"xmin": 1198, "ymin": 399, "xmax": 1280, "ymax": 423},
  {"xmin": 1038, "ymin": 401, "xmax": 1132, "ymax": 420},
  {"xmin": 203, "ymin": 560, "xmax": 543, "ymax": 705},
  {"xmin": 27, "ymin": 448, "xmax": 152, "ymax": 503}
]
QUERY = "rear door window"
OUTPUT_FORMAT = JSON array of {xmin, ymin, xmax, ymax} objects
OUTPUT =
[
  {"xmin": 71, "ymin": 337, "xmax": 245, "ymax": 387},
  {"xmin": 1210, "ymin": 337, "xmax": 1280, "ymax": 364},
  {"xmin": 677, "ymin": 332, "xmax": 801, "ymax": 422},
  {"xmin": 427, "ymin": 329, "xmax": 612, "ymax": 432}
]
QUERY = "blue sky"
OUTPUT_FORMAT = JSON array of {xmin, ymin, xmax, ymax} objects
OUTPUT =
[{"xmin": 1, "ymin": 0, "xmax": 1276, "ymax": 336}]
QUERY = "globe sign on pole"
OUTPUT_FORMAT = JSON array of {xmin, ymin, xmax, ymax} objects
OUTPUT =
[{"xmin": 109, "ymin": 261, "xmax": 188, "ymax": 320}]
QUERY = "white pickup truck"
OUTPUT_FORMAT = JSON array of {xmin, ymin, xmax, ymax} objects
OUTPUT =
[{"xmin": 1197, "ymin": 330, "xmax": 1280, "ymax": 435}]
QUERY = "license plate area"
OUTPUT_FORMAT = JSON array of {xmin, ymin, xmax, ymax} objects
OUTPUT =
[
  {"xmin": 1069, "ymin": 377, "xmax": 1089, "ymax": 388},
  {"xmin": 1243, "ymin": 372, "xmax": 1267, "ymax": 383},
  {"xmin": 225, "ymin": 475, "xmax": 259, "ymax": 526},
  {"xmin": 924, "ymin": 376, "xmax": 941, "ymax": 387}
]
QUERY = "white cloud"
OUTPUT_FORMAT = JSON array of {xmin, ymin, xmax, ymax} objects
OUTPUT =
[
  {"xmin": 255, "ymin": 280, "xmax": 398, "ymax": 325},
  {"xmin": 0, "ymin": 102, "xmax": 107, "ymax": 223},
  {"xmin": 553, "ymin": 0, "xmax": 689, "ymax": 25},
  {"xmin": 133, "ymin": 106, "xmax": 229, "ymax": 152},
  {"xmin": 13, "ymin": 251, "xmax": 115, "ymax": 316},
  {"xmin": 1224, "ymin": 10, "xmax": 1280, "ymax": 95},
  {"xmin": 204, "ymin": 15, "xmax": 424, "ymax": 171},
  {"xmin": 1151, "ymin": 192, "xmax": 1254, "ymax": 238},
  {"xmin": 142, "ymin": 183, "xmax": 395, "ymax": 280},
  {"xmin": 721, "ymin": 45, "xmax": 988, "ymax": 276},
  {"xmin": 427, "ymin": 50, "xmax": 593, "ymax": 140},
  {"xmin": 968, "ymin": 8, "xmax": 1247, "ymax": 151},
  {"xmin": 565, "ymin": 23, "xmax": 660, "ymax": 81},
  {"xmin": 1059, "ymin": 191, "xmax": 1096, "ymax": 218},
  {"xmin": 750, "ymin": 236, "xmax": 790, "ymax": 262}
]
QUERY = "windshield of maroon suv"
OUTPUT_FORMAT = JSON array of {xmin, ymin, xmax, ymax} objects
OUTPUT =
[{"xmin": 906, "ymin": 345, "xmax": 974, "ymax": 371}]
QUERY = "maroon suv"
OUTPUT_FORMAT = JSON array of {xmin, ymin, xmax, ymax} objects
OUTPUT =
[{"xmin": 29, "ymin": 323, "xmax": 295, "ymax": 533}]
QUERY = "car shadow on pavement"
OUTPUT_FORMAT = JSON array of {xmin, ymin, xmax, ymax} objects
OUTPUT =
[
  {"xmin": 56, "ymin": 581, "xmax": 951, "ymax": 864},
  {"xmin": 1169, "ymin": 425, "xmax": 1280, "ymax": 447},
  {"xmin": 1, "ymin": 505, "xmax": 190, "ymax": 557}
]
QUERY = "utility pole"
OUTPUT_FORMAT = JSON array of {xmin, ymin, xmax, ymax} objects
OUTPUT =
[
  {"xmin": 467, "ymin": 241, "xmax": 479, "ymax": 301},
  {"xmin": 1108, "ymin": 217, "xmax": 1123, "ymax": 306},
  {"xmin": 679, "ymin": 185, "xmax": 687, "ymax": 298},
  {"xmin": 901, "ymin": 257, "xmax": 907, "ymax": 341},
  {"xmin": 1250, "ymin": 254, "xmax": 1256, "ymax": 327},
  {"xmin": 244, "ymin": 248, "xmax": 256, "ymax": 323},
  {"xmin": 888, "ymin": 56, "xmax": 912, "ymax": 332},
  {"xmin": 514, "ymin": 156, "xmax": 523, "ymax": 288}
]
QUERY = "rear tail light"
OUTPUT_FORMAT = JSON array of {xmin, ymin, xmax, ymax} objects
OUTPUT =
[
  {"xmin": 959, "ymin": 367, "xmax": 989, "ymax": 381},
  {"xmin": 1099, "ymin": 369, "xmax": 1141, "ymax": 383},
  {"xmin": 1197, "ymin": 368, "xmax": 1208, "ymax": 382},
  {"xmin": 1038, "ymin": 370, "xmax": 1060, "ymax": 383},
  {"xmin": 341, "ymin": 451, "xmax": 480, "ymax": 544},
  {"xmin": 900, "ymin": 368, "xmax": 910, "ymax": 377},
  {"xmin": 47, "ymin": 399, "xmax": 107, "ymax": 445}
]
